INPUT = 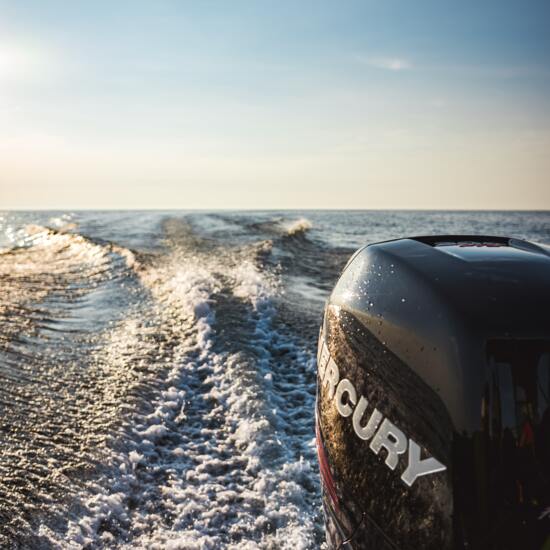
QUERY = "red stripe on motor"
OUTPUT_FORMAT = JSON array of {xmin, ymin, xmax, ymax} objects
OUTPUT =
[{"xmin": 316, "ymin": 418, "xmax": 339, "ymax": 510}]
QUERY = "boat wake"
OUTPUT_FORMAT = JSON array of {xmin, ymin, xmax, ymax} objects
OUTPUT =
[{"xmin": 1, "ymin": 219, "xmax": 324, "ymax": 549}]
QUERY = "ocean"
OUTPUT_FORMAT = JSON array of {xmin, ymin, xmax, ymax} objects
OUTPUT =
[{"xmin": 1, "ymin": 210, "xmax": 549, "ymax": 549}]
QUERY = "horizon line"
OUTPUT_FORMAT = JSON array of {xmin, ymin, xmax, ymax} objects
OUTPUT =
[{"xmin": 2, "ymin": 207, "xmax": 549, "ymax": 213}]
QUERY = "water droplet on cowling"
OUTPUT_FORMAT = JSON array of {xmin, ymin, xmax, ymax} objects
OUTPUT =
[{"xmin": 401, "ymin": 298, "xmax": 406, "ymax": 303}]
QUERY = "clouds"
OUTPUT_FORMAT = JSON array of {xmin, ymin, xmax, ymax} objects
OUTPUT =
[{"xmin": 362, "ymin": 56, "xmax": 413, "ymax": 71}]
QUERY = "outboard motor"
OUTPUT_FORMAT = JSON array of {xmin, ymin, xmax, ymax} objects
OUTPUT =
[{"xmin": 316, "ymin": 236, "xmax": 550, "ymax": 549}]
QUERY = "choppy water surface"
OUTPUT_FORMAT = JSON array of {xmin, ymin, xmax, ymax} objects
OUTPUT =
[{"xmin": 0, "ymin": 210, "xmax": 549, "ymax": 549}]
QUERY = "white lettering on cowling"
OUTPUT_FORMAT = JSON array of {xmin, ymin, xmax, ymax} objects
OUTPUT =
[
  {"xmin": 323, "ymin": 358, "xmax": 340, "ymax": 400},
  {"xmin": 352, "ymin": 396, "xmax": 382, "ymax": 441},
  {"xmin": 318, "ymin": 350, "xmax": 447, "ymax": 487},
  {"xmin": 335, "ymin": 379, "xmax": 357, "ymax": 417},
  {"xmin": 318, "ymin": 341, "xmax": 331, "ymax": 381},
  {"xmin": 370, "ymin": 418, "xmax": 408, "ymax": 470},
  {"xmin": 401, "ymin": 440, "xmax": 447, "ymax": 486}
]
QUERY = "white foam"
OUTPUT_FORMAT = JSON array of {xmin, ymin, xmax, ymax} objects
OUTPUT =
[
  {"xmin": 283, "ymin": 218, "xmax": 313, "ymax": 236},
  {"xmin": 40, "ymin": 240, "xmax": 322, "ymax": 548}
]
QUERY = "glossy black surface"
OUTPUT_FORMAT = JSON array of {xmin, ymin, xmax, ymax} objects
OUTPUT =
[{"xmin": 317, "ymin": 236, "xmax": 550, "ymax": 549}]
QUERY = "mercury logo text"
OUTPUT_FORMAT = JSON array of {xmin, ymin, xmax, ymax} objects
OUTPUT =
[{"xmin": 318, "ymin": 339, "xmax": 447, "ymax": 487}]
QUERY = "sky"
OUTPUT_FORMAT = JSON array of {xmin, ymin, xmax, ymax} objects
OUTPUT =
[{"xmin": 0, "ymin": 0, "xmax": 549, "ymax": 210}]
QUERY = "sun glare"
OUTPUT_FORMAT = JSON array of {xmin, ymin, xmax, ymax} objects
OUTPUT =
[
  {"xmin": 0, "ymin": 48, "xmax": 22, "ymax": 77},
  {"xmin": 0, "ymin": 44, "xmax": 43, "ymax": 81}
]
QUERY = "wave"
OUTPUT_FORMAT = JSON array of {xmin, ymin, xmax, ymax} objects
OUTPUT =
[
  {"xmin": 0, "ymin": 225, "xmax": 148, "ymax": 547},
  {"xmin": 3, "ymin": 219, "xmax": 323, "ymax": 548},
  {"xmin": 282, "ymin": 218, "xmax": 312, "ymax": 237}
]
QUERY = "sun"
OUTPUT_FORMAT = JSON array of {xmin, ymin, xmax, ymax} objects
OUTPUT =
[
  {"xmin": 0, "ymin": 48, "xmax": 20, "ymax": 78},
  {"xmin": 0, "ymin": 45, "xmax": 35, "ymax": 80}
]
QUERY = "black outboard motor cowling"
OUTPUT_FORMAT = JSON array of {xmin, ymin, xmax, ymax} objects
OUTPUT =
[{"xmin": 316, "ymin": 236, "xmax": 550, "ymax": 549}]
